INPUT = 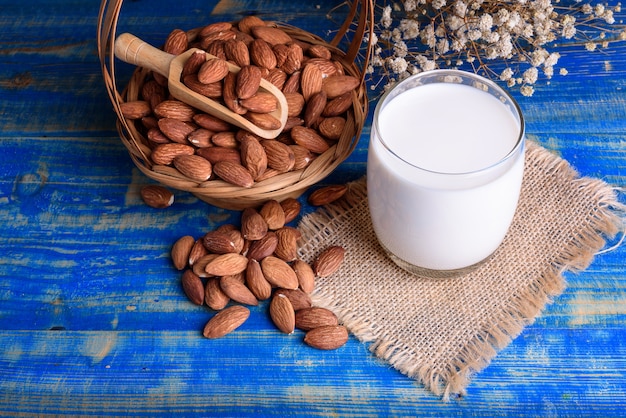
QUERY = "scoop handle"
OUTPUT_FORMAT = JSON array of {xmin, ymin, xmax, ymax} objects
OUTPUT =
[{"xmin": 114, "ymin": 33, "xmax": 172, "ymax": 77}]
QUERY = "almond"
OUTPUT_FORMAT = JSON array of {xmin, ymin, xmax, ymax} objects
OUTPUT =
[
  {"xmin": 280, "ymin": 198, "xmax": 302, "ymax": 223},
  {"xmin": 197, "ymin": 147, "xmax": 242, "ymax": 165},
  {"xmin": 237, "ymin": 15, "xmax": 266, "ymax": 35},
  {"xmin": 151, "ymin": 143, "xmax": 195, "ymax": 165},
  {"xmin": 269, "ymin": 293, "xmax": 296, "ymax": 334},
  {"xmin": 292, "ymin": 259, "xmax": 315, "ymax": 293},
  {"xmin": 193, "ymin": 254, "xmax": 220, "ymax": 278},
  {"xmin": 290, "ymin": 145, "xmax": 315, "ymax": 170},
  {"xmin": 140, "ymin": 185, "xmax": 174, "ymax": 208},
  {"xmin": 199, "ymin": 21, "xmax": 234, "ymax": 37},
  {"xmin": 205, "ymin": 253, "xmax": 249, "ymax": 276},
  {"xmin": 261, "ymin": 140, "xmax": 295, "ymax": 173},
  {"xmin": 300, "ymin": 63, "xmax": 323, "ymax": 101},
  {"xmin": 240, "ymin": 92, "xmax": 278, "ymax": 113},
  {"xmin": 318, "ymin": 116, "xmax": 346, "ymax": 140},
  {"xmin": 236, "ymin": 65, "xmax": 263, "ymax": 99},
  {"xmin": 163, "ymin": 28, "xmax": 188, "ymax": 55},
  {"xmin": 203, "ymin": 305, "xmax": 250, "ymax": 339},
  {"xmin": 306, "ymin": 58, "xmax": 339, "ymax": 78},
  {"xmin": 120, "ymin": 101, "xmax": 152, "ymax": 119},
  {"xmin": 264, "ymin": 68, "xmax": 287, "ymax": 90},
  {"xmin": 274, "ymin": 227, "xmax": 298, "ymax": 262},
  {"xmin": 250, "ymin": 38, "xmax": 277, "ymax": 69},
  {"xmin": 313, "ymin": 245, "xmax": 345, "ymax": 277},
  {"xmin": 304, "ymin": 90, "xmax": 327, "ymax": 128},
  {"xmin": 211, "ymin": 131, "xmax": 238, "ymax": 148},
  {"xmin": 245, "ymin": 258, "xmax": 272, "ymax": 300},
  {"xmin": 204, "ymin": 277, "xmax": 230, "ymax": 310},
  {"xmin": 183, "ymin": 74, "xmax": 223, "ymax": 98},
  {"xmin": 245, "ymin": 112, "xmax": 282, "ymax": 130},
  {"xmin": 203, "ymin": 230, "xmax": 240, "ymax": 254},
  {"xmin": 323, "ymin": 92, "xmax": 353, "ymax": 117},
  {"xmin": 281, "ymin": 43, "xmax": 303, "ymax": 74},
  {"xmin": 205, "ymin": 39, "xmax": 226, "ymax": 60},
  {"xmin": 308, "ymin": 184, "xmax": 348, "ymax": 206},
  {"xmin": 239, "ymin": 133, "xmax": 268, "ymax": 180},
  {"xmin": 171, "ymin": 235, "xmax": 195, "ymax": 270},
  {"xmin": 197, "ymin": 58, "xmax": 230, "ymax": 84},
  {"xmin": 213, "ymin": 161, "xmax": 254, "ymax": 188},
  {"xmin": 284, "ymin": 92, "xmax": 305, "ymax": 118},
  {"xmin": 223, "ymin": 71, "xmax": 248, "ymax": 115},
  {"xmin": 247, "ymin": 231, "xmax": 278, "ymax": 261},
  {"xmin": 251, "ymin": 25, "xmax": 293, "ymax": 45},
  {"xmin": 181, "ymin": 269, "xmax": 205, "ymax": 306},
  {"xmin": 272, "ymin": 43, "xmax": 289, "ymax": 67},
  {"xmin": 141, "ymin": 116, "xmax": 159, "ymax": 131},
  {"xmin": 295, "ymin": 307, "xmax": 338, "ymax": 331},
  {"xmin": 188, "ymin": 128, "xmax": 214, "ymax": 148},
  {"xmin": 282, "ymin": 70, "xmax": 301, "ymax": 94},
  {"xmin": 154, "ymin": 100, "xmax": 196, "ymax": 122},
  {"xmin": 224, "ymin": 39, "xmax": 250, "ymax": 67},
  {"xmin": 188, "ymin": 238, "xmax": 208, "ymax": 266},
  {"xmin": 259, "ymin": 199, "xmax": 286, "ymax": 230},
  {"xmin": 193, "ymin": 113, "xmax": 232, "ymax": 132},
  {"xmin": 290, "ymin": 126, "xmax": 330, "ymax": 154},
  {"xmin": 307, "ymin": 44, "xmax": 332, "ymax": 60},
  {"xmin": 200, "ymin": 30, "xmax": 237, "ymax": 49},
  {"xmin": 181, "ymin": 50, "xmax": 207, "ymax": 77},
  {"xmin": 147, "ymin": 127, "xmax": 170, "ymax": 144},
  {"xmin": 274, "ymin": 288, "xmax": 312, "ymax": 311},
  {"xmin": 260, "ymin": 256, "xmax": 299, "ymax": 289},
  {"xmin": 220, "ymin": 273, "xmax": 259, "ymax": 306},
  {"xmin": 241, "ymin": 207, "xmax": 269, "ymax": 241},
  {"xmin": 225, "ymin": 229, "xmax": 245, "ymax": 254},
  {"xmin": 322, "ymin": 75, "xmax": 360, "ymax": 98},
  {"xmin": 173, "ymin": 154, "xmax": 212, "ymax": 182},
  {"xmin": 157, "ymin": 118, "xmax": 195, "ymax": 144},
  {"xmin": 304, "ymin": 325, "xmax": 348, "ymax": 350}
]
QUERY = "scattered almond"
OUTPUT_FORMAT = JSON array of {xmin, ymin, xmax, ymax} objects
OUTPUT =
[
  {"xmin": 140, "ymin": 185, "xmax": 174, "ymax": 208},
  {"xmin": 308, "ymin": 184, "xmax": 348, "ymax": 206},
  {"xmin": 171, "ymin": 235, "xmax": 195, "ymax": 270},
  {"xmin": 202, "ymin": 305, "xmax": 250, "ymax": 339},
  {"xmin": 204, "ymin": 253, "xmax": 249, "ymax": 276},
  {"xmin": 304, "ymin": 325, "xmax": 349, "ymax": 350},
  {"xmin": 295, "ymin": 307, "xmax": 338, "ymax": 331},
  {"xmin": 204, "ymin": 277, "xmax": 230, "ymax": 310},
  {"xmin": 220, "ymin": 273, "xmax": 259, "ymax": 306},
  {"xmin": 313, "ymin": 245, "xmax": 346, "ymax": 277},
  {"xmin": 261, "ymin": 256, "xmax": 299, "ymax": 289},
  {"xmin": 181, "ymin": 269, "xmax": 205, "ymax": 306},
  {"xmin": 269, "ymin": 293, "xmax": 296, "ymax": 334}
]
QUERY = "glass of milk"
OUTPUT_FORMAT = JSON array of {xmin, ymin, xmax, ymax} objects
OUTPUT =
[{"xmin": 367, "ymin": 70, "xmax": 525, "ymax": 278}]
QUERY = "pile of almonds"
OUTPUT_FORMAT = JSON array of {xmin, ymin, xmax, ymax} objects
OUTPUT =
[
  {"xmin": 170, "ymin": 186, "xmax": 350, "ymax": 350},
  {"xmin": 120, "ymin": 16, "xmax": 361, "ymax": 189}
]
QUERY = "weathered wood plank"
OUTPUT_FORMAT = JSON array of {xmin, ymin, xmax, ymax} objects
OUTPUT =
[{"xmin": 1, "ymin": 0, "xmax": 625, "ymax": 415}]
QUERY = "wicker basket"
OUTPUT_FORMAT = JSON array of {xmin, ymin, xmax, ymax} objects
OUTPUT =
[{"xmin": 97, "ymin": 0, "xmax": 373, "ymax": 210}]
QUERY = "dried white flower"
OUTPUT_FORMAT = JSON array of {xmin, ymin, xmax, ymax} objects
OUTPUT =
[{"xmin": 367, "ymin": 0, "xmax": 625, "ymax": 96}]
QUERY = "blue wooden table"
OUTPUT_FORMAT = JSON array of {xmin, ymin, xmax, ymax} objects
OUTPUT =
[{"xmin": 1, "ymin": 0, "xmax": 625, "ymax": 415}]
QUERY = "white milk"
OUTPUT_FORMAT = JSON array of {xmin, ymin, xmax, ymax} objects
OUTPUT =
[{"xmin": 367, "ymin": 71, "xmax": 525, "ymax": 274}]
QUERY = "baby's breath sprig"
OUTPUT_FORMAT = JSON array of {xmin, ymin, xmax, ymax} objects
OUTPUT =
[{"xmin": 365, "ymin": 0, "xmax": 625, "ymax": 96}]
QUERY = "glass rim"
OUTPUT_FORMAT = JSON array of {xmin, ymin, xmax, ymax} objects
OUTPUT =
[{"xmin": 372, "ymin": 69, "xmax": 526, "ymax": 177}]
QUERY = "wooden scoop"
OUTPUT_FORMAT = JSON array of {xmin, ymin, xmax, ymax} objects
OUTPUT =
[{"xmin": 114, "ymin": 32, "xmax": 288, "ymax": 139}]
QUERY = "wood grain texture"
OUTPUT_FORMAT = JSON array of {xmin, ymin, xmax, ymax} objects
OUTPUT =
[{"xmin": 1, "ymin": 0, "xmax": 625, "ymax": 415}]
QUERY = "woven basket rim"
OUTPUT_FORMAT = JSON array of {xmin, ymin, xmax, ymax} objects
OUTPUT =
[{"xmin": 97, "ymin": 0, "xmax": 374, "ymax": 210}]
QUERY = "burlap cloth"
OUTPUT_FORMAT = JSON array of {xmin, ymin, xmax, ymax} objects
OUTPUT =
[{"xmin": 297, "ymin": 141, "xmax": 624, "ymax": 400}]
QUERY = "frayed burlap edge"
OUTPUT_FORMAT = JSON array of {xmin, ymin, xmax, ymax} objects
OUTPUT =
[{"xmin": 297, "ymin": 141, "xmax": 625, "ymax": 400}]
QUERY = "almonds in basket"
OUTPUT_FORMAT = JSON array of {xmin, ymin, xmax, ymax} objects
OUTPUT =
[{"xmin": 106, "ymin": 13, "xmax": 370, "ymax": 209}]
